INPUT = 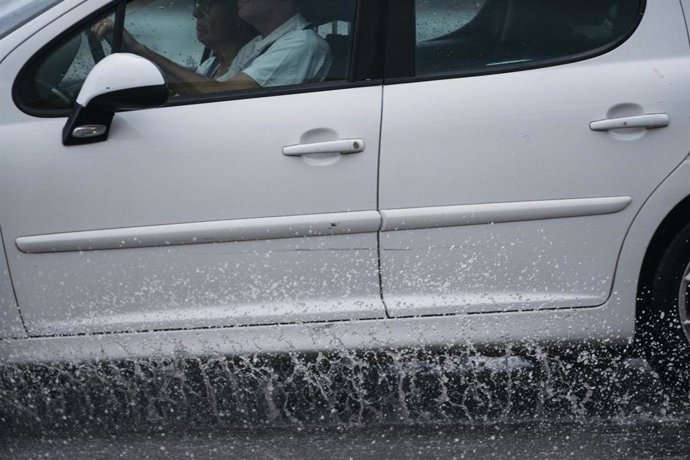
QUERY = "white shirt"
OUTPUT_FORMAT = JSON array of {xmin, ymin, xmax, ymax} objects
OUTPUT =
[
  {"xmin": 196, "ymin": 55, "xmax": 221, "ymax": 79},
  {"xmin": 223, "ymin": 14, "xmax": 332, "ymax": 86}
]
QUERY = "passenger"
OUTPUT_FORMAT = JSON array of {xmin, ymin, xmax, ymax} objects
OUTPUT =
[
  {"xmin": 93, "ymin": 0, "xmax": 331, "ymax": 94},
  {"xmin": 224, "ymin": 0, "xmax": 332, "ymax": 88},
  {"xmin": 91, "ymin": 0, "xmax": 256, "ymax": 93}
]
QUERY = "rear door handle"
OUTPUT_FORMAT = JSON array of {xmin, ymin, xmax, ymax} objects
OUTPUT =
[
  {"xmin": 283, "ymin": 139, "xmax": 365, "ymax": 156},
  {"xmin": 590, "ymin": 113, "xmax": 670, "ymax": 131}
]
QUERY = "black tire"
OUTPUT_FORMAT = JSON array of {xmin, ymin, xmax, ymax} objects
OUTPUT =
[{"xmin": 638, "ymin": 223, "xmax": 690, "ymax": 389}]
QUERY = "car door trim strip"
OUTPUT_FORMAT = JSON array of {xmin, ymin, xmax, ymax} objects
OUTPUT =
[
  {"xmin": 16, "ymin": 197, "xmax": 631, "ymax": 253},
  {"xmin": 15, "ymin": 211, "xmax": 382, "ymax": 254},
  {"xmin": 380, "ymin": 196, "xmax": 632, "ymax": 232}
]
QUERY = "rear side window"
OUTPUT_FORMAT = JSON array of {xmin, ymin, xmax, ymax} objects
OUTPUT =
[{"xmin": 415, "ymin": 0, "xmax": 644, "ymax": 76}]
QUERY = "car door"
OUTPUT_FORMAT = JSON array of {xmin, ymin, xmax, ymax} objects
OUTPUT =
[
  {"xmin": 379, "ymin": 0, "xmax": 690, "ymax": 317},
  {"xmin": 0, "ymin": 0, "xmax": 386, "ymax": 336}
]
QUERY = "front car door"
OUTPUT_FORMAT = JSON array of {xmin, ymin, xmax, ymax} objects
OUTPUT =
[
  {"xmin": 0, "ymin": 0, "xmax": 386, "ymax": 336},
  {"xmin": 379, "ymin": 0, "xmax": 690, "ymax": 316}
]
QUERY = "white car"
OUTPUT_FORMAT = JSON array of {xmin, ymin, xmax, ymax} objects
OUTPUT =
[{"xmin": 1, "ymin": 0, "xmax": 689, "ymax": 382}]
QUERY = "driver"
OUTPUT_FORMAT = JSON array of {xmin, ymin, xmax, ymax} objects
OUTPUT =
[
  {"xmin": 92, "ymin": 0, "xmax": 256, "ymax": 94},
  {"xmin": 93, "ymin": 0, "xmax": 331, "ymax": 94}
]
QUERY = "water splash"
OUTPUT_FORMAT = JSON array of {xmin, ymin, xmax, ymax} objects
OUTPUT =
[{"xmin": 0, "ymin": 344, "xmax": 685, "ymax": 437}]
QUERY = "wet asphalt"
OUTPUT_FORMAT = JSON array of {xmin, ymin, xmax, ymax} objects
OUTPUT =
[
  {"xmin": 1, "ymin": 346, "xmax": 690, "ymax": 459},
  {"xmin": 3, "ymin": 418, "xmax": 690, "ymax": 459}
]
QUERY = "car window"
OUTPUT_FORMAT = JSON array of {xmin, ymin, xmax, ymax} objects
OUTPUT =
[
  {"xmin": 15, "ymin": 0, "xmax": 357, "ymax": 114},
  {"xmin": 416, "ymin": 0, "xmax": 486, "ymax": 42},
  {"xmin": 14, "ymin": 7, "xmax": 116, "ymax": 113},
  {"xmin": 415, "ymin": 0, "xmax": 644, "ymax": 76}
]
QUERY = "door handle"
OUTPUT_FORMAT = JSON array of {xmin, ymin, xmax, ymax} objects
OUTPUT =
[
  {"xmin": 283, "ymin": 139, "xmax": 365, "ymax": 156},
  {"xmin": 590, "ymin": 113, "xmax": 670, "ymax": 131}
]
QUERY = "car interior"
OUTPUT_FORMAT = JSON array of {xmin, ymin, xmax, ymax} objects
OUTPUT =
[
  {"xmin": 297, "ymin": 0, "xmax": 357, "ymax": 81},
  {"xmin": 416, "ymin": 0, "xmax": 642, "ymax": 75},
  {"xmin": 198, "ymin": 0, "xmax": 356, "ymax": 82}
]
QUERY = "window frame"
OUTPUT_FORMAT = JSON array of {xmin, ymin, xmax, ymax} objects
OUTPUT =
[
  {"xmin": 13, "ymin": 0, "xmax": 387, "ymax": 118},
  {"xmin": 385, "ymin": 0, "xmax": 647, "ymax": 85}
]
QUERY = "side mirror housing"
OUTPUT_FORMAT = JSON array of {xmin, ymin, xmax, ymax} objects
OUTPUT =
[{"xmin": 63, "ymin": 53, "xmax": 168, "ymax": 146}]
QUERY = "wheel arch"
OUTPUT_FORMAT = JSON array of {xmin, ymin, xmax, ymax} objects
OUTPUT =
[
  {"xmin": 636, "ymin": 194, "xmax": 690, "ymax": 308},
  {"xmin": 630, "ymin": 155, "xmax": 690, "ymax": 336},
  {"xmin": 595, "ymin": 157, "xmax": 690, "ymax": 344},
  {"xmin": 630, "ymin": 163, "xmax": 690, "ymax": 385}
]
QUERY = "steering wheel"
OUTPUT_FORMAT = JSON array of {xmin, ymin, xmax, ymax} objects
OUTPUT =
[
  {"xmin": 85, "ymin": 29, "xmax": 106, "ymax": 64},
  {"xmin": 35, "ymin": 79, "xmax": 72, "ymax": 106}
]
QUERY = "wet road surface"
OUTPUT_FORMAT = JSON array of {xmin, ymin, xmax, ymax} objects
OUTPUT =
[
  {"xmin": 2, "ymin": 346, "xmax": 690, "ymax": 458},
  {"xmin": 3, "ymin": 419, "xmax": 690, "ymax": 459}
]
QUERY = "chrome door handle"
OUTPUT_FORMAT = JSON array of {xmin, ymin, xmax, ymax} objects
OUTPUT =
[
  {"xmin": 283, "ymin": 139, "xmax": 365, "ymax": 156},
  {"xmin": 590, "ymin": 113, "xmax": 670, "ymax": 131}
]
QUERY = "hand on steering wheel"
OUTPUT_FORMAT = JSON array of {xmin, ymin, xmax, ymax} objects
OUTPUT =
[
  {"xmin": 35, "ymin": 79, "xmax": 72, "ymax": 106},
  {"xmin": 91, "ymin": 18, "xmax": 142, "ymax": 57},
  {"xmin": 85, "ymin": 28, "xmax": 106, "ymax": 63}
]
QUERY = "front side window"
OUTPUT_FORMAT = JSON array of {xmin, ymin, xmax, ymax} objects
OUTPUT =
[
  {"xmin": 15, "ymin": 8, "xmax": 115, "ymax": 112},
  {"xmin": 415, "ymin": 0, "xmax": 644, "ymax": 76},
  {"xmin": 16, "ymin": 0, "xmax": 357, "ymax": 114}
]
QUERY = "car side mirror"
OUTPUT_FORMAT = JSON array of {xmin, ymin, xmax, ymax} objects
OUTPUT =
[{"xmin": 62, "ymin": 53, "xmax": 168, "ymax": 146}]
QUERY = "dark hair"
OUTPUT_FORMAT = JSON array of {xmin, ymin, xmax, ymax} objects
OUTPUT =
[
  {"xmin": 195, "ymin": 0, "xmax": 256, "ymax": 43},
  {"xmin": 224, "ymin": 0, "xmax": 257, "ymax": 42}
]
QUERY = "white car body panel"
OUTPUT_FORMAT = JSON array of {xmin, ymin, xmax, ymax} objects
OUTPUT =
[
  {"xmin": 1, "ymin": 0, "xmax": 690, "ymax": 364},
  {"xmin": 682, "ymin": 0, "xmax": 690, "ymax": 34},
  {"xmin": 0, "ymin": 236, "xmax": 24, "ymax": 339},
  {"xmin": 0, "ymin": 0, "xmax": 85, "ymax": 61},
  {"xmin": 0, "ymin": 0, "xmax": 386, "ymax": 335},
  {"xmin": 0, "ymin": 295, "xmax": 637, "ymax": 364},
  {"xmin": 378, "ymin": 0, "xmax": 690, "ymax": 317},
  {"xmin": 11, "ymin": 156, "xmax": 690, "ymax": 363},
  {"xmin": 1, "ymin": 89, "xmax": 386, "ymax": 334}
]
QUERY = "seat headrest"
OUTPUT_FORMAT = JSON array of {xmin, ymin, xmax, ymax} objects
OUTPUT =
[{"xmin": 297, "ymin": 0, "xmax": 357, "ymax": 25}]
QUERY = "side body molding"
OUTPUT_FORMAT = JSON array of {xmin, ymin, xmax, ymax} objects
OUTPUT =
[
  {"xmin": 16, "ymin": 211, "xmax": 382, "ymax": 254},
  {"xmin": 17, "ymin": 197, "xmax": 631, "ymax": 254},
  {"xmin": 381, "ymin": 197, "xmax": 632, "ymax": 231}
]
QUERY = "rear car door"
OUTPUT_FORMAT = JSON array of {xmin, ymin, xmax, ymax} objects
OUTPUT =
[
  {"xmin": 0, "ymin": 0, "xmax": 386, "ymax": 336},
  {"xmin": 379, "ymin": 0, "xmax": 690, "ymax": 316}
]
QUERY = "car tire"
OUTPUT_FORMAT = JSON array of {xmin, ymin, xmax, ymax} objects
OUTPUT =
[{"xmin": 638, "ymin": 222, "xmax": 690, "ymax": 389}]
